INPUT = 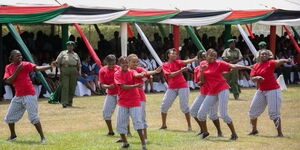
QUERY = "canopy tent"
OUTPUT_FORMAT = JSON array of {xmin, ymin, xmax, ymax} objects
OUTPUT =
[
  {"xmin": 259, "ymin": 9, "xmax": 300, "ymax": 26},
  {"xmin": 0, "ymin": 0, "xmax": 299, "ymax": 25},
  {"xmin": 1, "ymin": 0, "xmax": 299, "ymax": 96},
  {"xmin": 3, "ymin": 0, "xmax": 300, "ymax": 10}
]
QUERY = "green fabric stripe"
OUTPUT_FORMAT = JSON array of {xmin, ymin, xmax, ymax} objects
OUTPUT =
[
  {"xmin": 185, "ymin": 26, "xmax": 206, "ymax": 51},
  {"xmin": 0, "ymin": 7, "xmax": 67, "ymax": 24},
  {"xmin": 6, "ymin": 23, "xmax": 52, "ymax": 93},
  {"xmin": 115, "ymin": 12, "xmax": 178, "ymax": 23},
  {"xmin": 216, "ymin": 12, "xmax": 273, "ymax": 25},
  {"xmin": 292, "ymin": 27, "xmax": 300, "ymax": 41}
]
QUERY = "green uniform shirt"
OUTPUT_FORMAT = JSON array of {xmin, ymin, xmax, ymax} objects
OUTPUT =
[
  {"xmin": 222, "ymin": 48, "xmax": 243, "ymax": 62},
  {"xmin": 56, "ymin": 50, "xmax": 81, "ymax": 67}
]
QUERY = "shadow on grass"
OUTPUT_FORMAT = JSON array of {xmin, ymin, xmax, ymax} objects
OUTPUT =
[
  {"xmin": 160, "ymin": 129, "xmax": 194, "ymax": 133},
  {"xmin": 66, "ymin": 106, "xmax": 85, "ymax": 109},
  {"xmin": 256, "ymin": 135, "xmax": 291, "ymax": 139},
  {"xmin": 13, "ymin": 140, "xmax": 42, "ymax": 145}
]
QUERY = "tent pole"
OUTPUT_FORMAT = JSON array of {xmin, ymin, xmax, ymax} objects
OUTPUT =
[
  {"xmin": 74, "ymin": 24, "xmax": 102, "ymax": 67},
  {"xmin": 173, "ymin": 25, "xmax": 180, "ymax": 58},
  {"xmin": 269, "ymin": 26, "xmax": 276, "ymax": 56},
  {"xmin": 0, "ymin": 24, "xmax": 4, "ymax": 99},
  {"xmin": 185, "ymin": 26, "xmax": 206, "ymax": 51},
  {"xmin": 120, "ymin": 22, "xmax": 128, "ymax": 56},
  {"xmin": 61, "ymin": 24, "xmax": 69, "ymax": 50},
  {"xmin": 6, "ymin": 23, "xmax": 52, "ymax": 93},
  {"xmin": 224, "ymin": 24, "xmax": 232, "ymax": 48}
]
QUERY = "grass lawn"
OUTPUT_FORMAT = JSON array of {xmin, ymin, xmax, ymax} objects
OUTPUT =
[{"xmin": 0, "ymin": 86, "xmax": 299, "ymax": 150}]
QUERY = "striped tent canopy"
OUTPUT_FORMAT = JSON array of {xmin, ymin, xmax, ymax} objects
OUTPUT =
[
  {"xmin": 0, "ymin": 0, "xmax": 299, "ymax": 26},
  {"xmin": 115, "ymin": 10, "xmax": 179, "ymax": 23},
  {"xmin": 159, "ymin": 10, "xmax": 232, "ymax": 26},
  {"xmin": 45, "ymin": 6, "xmax": 128, "ymax": 24},
  {"xmin": 216, "ymin": 10, "xmax": 274, "ymax": 25},
  {"xmin": 259, "ymin": 9, "xmax": 300, "ymax": 26},
  {"xmin": 0, "ymin": 4, "xmax": 68, "ymax": 23}
]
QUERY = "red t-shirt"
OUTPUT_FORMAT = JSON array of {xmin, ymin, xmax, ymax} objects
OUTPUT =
[
  {"xmin": 200, "ymin": 60, "xmax": 231, "ymax": 95},
  {"xmin": 114, "ymin": 69, "xmax": 141, "ymax": 107},
  {"xmin": 3, "ymin": 61, "xmax": 36, "ymax": 97},
  {"xmin": 250, "ymin": 60, "xmax": 280, "ymax": 91},
  {"xmin": 194, "ymin": 65, "xmax": 210, "ymax": 95},
  {"xmin": 99, "ymin": 65, "xmax": 120, "ymax": 95},
  {"xmin": 132, "ymin": 67, "xmax": 148, "ymax": 101},
  {"xmin": 162, "ymin": 60, "xmax": 187, "ymax": 89}
]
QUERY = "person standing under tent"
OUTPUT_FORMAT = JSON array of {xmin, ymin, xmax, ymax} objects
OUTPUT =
[
  {"xmin": 190, "ymin": 51, "xmax": 223, "ymax": 137},
  {"xmin": 197, "ymin": 49, "xmax": 251, "ymax": 140},
  {"xmin": 254, "ymin": 41, "xmax": 274, "ymax": 63},
  {"xmin": 3, "ymin": 50, "xmax": 56, "ymax": 143},
  {"xmin": 114, "ymin": 56, "xmax": 147, "ymax": 150},
  {"xmin": 55, "ymin": 41, "xmax": 81, "ymax": 108},
  {"xmin": 248, "ymin": 50, "xmax": 291, "ymax": 137},
  {"xmin": 99, "ymin": 54, "xmax": 120, "ymax": 136},
  {"xmin": 222, "ymin": 39, "xmax": 243, "ymax": 100},
  {"xmin": 160, "ymin": 48, "xmax": 197, "ymax": 131},
  {"xmin": 127, "ymin": 54, "xmax": 162, "ymax": 143}
]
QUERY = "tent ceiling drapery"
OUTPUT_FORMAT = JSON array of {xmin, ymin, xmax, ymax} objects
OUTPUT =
[{"xmin": 0, "ymin": 0, "xmax": 300, "ymax": 25}]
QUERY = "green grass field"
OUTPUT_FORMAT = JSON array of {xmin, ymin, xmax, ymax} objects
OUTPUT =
[{"xmin": 0, "ymin": 86, "xmax": 299, "ymax": 150}]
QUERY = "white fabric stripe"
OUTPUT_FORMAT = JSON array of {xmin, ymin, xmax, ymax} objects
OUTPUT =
[
  {"xmin": 121, "ymin": 22, "xmax": 128, "ymax": 56},
  {"xmin": 5, "ymin": 95, "xmax": 40, "ymax": 124},
  {"xmin": 102, "ymin": 95, "xmax": 118, "ymax": 120},
  {"xmin": 237, "ymin": 24, "xmax": 258, "ymax": 57},
  {"xmin": 159, "ymin": 12, "xmax": 232, "ymax": 26},
  {"xmin": 259, "ymin": 18, "xmax": 300, "ymax": 26},
  {"xmin": 45, "ymin": 11, "xmax": 128, "ymax": 24},
  {"xmin": 135, "ymin": 23, "xmax": 163, "ymax": 66}
]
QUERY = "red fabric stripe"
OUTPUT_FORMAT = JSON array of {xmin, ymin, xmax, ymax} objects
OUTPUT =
[
  {"xmin": 0, "ymin": 4, "xmax": 68, "ymax": 14},
  {"xmin": 224, "ymin": 10, "xmax": 273, "ymax": 20},
  {"xmin": 127, "ymin": 23, "xmax": 134, "ymax": 38},
  {"xmin": 125, "ymin": 9, "xmax": 177, "ymax": 16}
]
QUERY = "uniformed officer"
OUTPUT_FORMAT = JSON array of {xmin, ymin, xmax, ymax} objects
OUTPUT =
[
  {"xmin": 222, "ymin": 39, "xmax": 243, "ymax": 100},
  {"xmin": 254, "ymin": 41, "xmax": 274, "ymax": 63},
  {"xmin": 56, "ymin": 41, "xmax": 81, "ymax": 108}
]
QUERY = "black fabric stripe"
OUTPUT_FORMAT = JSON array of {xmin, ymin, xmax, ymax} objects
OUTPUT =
[
  {"xmin": 263, "ymin": 9, "xmax": 300, "ymax": 21},
  {"xmin": 62, "ymin": 7, "xmax": 122, "ymax": 15},
  {"xmin": 172, "ymin": 10, "xmax": 230, "ymax": 19}
]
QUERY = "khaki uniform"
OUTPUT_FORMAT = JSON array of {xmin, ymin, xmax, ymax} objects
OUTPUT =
[
  {"xmin": 56, "ymin": 50, "xmax": 81, "ymax": 106},
  {"xmin": 222, "ymin": 48, "xmax": 243, "ymax": 98}
]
